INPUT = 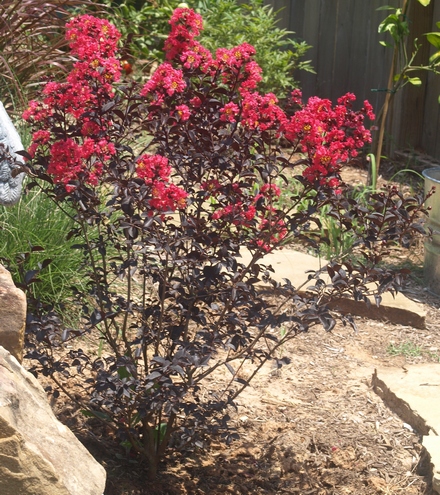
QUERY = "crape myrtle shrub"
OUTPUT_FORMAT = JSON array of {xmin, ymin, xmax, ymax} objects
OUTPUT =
[{"xmin": 21, "ymin": 9, "xmax": 429, "ymax": 476}]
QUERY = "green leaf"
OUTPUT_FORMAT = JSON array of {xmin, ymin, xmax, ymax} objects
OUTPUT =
[
  {"xmin": 407, "ymin": 77, "xmax": 422, "ymax": 86},
  {"xmin": 429, "ymin": 50, "xmax": 440, "ymax": 65},
  {"xmin": 117, "ymin": 365, "xmax": 131, "ymax": 379},
  {"xmin": 417, "ymin": 0, "xmax": 431, "ymax": 6},
  {"xmin": 153, "ymin": 423, "xmax": 168, "ymax": 444},
  {"xmin": 378, "ymin": 15, "xmax": 399, "ymax": 34},
  {"xmin": 379, "ymin": 41, "xmax": 393, "ymax": 48},
  {"xmin": 438, "ymin": 94, "xmax": 440, "ymax": 104},
  {"xmin": 426, "ymin": 32, "xmax": 440, "ymax": 49},
  {"xmin": 376, "ymin": 5, "xmax": 397, "ymax": 11}
]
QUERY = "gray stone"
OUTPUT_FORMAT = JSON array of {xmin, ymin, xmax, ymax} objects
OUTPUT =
[
  {"xmin": 0, "ymin": 346, "xmax": 106, "ymax": 495},
  {"xmin": 239, "ymin": 248, "xmax": 427, "ymax": 329},
  {"xmin": 373, "ymin": 365, "xmax": 440, "ymax": 494},
  {"xmin": 0, "ymin": 264, "xmax": 26, "ymax": 363},
  {"xmin": 0, "ymin": 101, "xmax": 25, "ymax": 206}
]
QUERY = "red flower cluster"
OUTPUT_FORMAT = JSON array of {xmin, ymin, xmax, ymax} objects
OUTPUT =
[
  {"xmin": 23, "ymin": 8, "xmax": 376, "ymax": 247},
  {"xmin": 136, "ymin": 154, "xmax": 187, "ymax": 212},
  {"xmin": 216, "ymin": 44, "xmax": 262, "ymax": 91},
  {"xmin": 23, "ymin": 15, "xmax": 121, "ymax": 188},
  {"xmin": 140, "ymin": 63, "xmax": 186, "ymax": 103},
  {"xmin": 255, "ymin": 217, "xmax": 287, "ymax": 252},
  {"xmin": 219, "ymin": 102, "xmax": 239, "ymax": 123},
  {"xmin": 66, "ymin": 14, "xmax": 120, "ymax": 60},
  {"xmin": 165, "ymin": 7, "xmax": 204, "ymax": 61},
  {"xmin": 175, "ymin": 104, "xmax": 191, "ymax": 121},
  {"xmin": 139, "ymin": 7, "xmax": 373, "ymax": 247},
  {"xmin": 24, "ymin": 14, "xmax": 190, "ymax": 216},
  {"xmin": 240, "ymin": 91, "xmax": 286, "ymax": 131},
  {"xmin": 207, "ymin": 181, "xmax": 286, "ymax": 252},
  {"xmin": 143, "ymin": 8, "xmax": 264, "ymax": 104},
  {"xmin": 282, "ymin": 91, "xmax": 375, "ymax": 187},
  {"xmin": 254, "ymin": 184, "xmax": 287, "ymax": 252}
]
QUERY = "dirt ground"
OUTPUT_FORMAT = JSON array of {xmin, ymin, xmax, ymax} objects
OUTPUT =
[{"xmin": 33, "ymin": 161, "xmax": 440, "ymax": 494}]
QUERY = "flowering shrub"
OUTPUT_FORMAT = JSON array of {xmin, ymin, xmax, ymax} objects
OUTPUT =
[{"xmin": 22, "ymin": 9, "xmax": 429, "ymax": 477}]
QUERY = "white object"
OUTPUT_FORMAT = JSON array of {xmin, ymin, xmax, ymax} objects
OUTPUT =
[{"xmin": 0, "ymin": 101, "xmax": 25, "ymax": 206}]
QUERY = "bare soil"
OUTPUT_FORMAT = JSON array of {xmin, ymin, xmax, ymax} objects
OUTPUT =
[{"xmin": 33, "ymin": 162, "xmax": 440, "ymax": 494}]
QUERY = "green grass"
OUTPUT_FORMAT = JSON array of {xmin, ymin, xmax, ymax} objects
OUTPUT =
[
  {"xmin": 386, "ymin": 341, "xmax": 440, "ymax": 362},
  {"xmin": 386, "ymin": 341, "xmax": 423, "ymax": 358},
  {"xmin": 0, "ymin": 184, "xmax": 86, "ymax": 321}
]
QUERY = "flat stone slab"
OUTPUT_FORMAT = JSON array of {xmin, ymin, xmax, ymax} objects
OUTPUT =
[
  {"xmin": 240, "ymin": 248, "xmax": 426, "ymax": 328},
  {"xmin": 373, "ymin": 364, "xmax": 440, "ymax": 493}
]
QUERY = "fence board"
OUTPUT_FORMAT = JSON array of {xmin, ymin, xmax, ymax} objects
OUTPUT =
[
  {"xmin": 390, "ymin": 0, "xmax": 434, "ymax": 156},
  {"xmin": 289, "ymin": 0, "xmax": 319, "ymax": 95},
  {"xmin": 317, "ymin": 1, "xmax": 339, "ymax": 96}
]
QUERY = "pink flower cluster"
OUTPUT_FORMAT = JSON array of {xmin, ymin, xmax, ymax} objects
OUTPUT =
[
  {"xmin": 216, "ymin": 44, "xmax": 262, "ymax": 91},
  {"xmin": 141, "ymin": 8, "xmax": 211, "ymax": 101},
  {"xmin": 164, "ymin": 8, "xmax": 204, "ymax": 61},
  {"xmin": 136, "ymin": 154, "xmax": 187, "ymax": 212},
  {"xmin": 141, "ymin": 8, "xmax": 286, "ymax": 138},
  {"xmin": 139, "ymin": 7, "xmax": 374, "ymax": 248},
  {"xmin": 282, "ymin": 91, "xmax": 375, "ymax": 187},
  {"xmin": 240, "ymin": 91, "xmax": 285, "ymax": 131},
  {"xmin": 212, "ymin": 202, "xmax": 257, "ymax": 226},
  {"xmin": 254, "ymin": 185, "xmax": 287, "ymax": 251},
  {"xmin": 142, "ymin": 8, "xmax": 265, "ymax": 109},
  {"xmin": 255, "ymin": 216, "xmax": 287, "ymax": 252},
  {"xmin": 23, "ymin": 8, "xmax": 376, "ymax": 243},
  {"xmin": 47, "ymin": 138, "xmax": 115, "ymax": 189},
  {"xmin": 24, "ymin": 14, "xmax": 189, "ymax": 215}
]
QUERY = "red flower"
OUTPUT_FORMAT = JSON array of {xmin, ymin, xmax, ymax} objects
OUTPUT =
[
  {"xmin": 220, "ymin": 102, "xmax": 239, "ymax": 123},
  {"xmin": 136, "ymin": 154, "xmax": 171, "ymax": 182},
  {"xmin": 140, "ymin": 63, "xmax": 186, "ymax": 100},
  {"xmin": 175, "ymin": 104, "xmax": 191, "ymax": 121}
]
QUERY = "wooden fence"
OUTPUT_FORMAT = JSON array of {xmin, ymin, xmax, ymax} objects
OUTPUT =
[{"xmin": 263, "ymin": 0, "xmax": 440, "ymax": 161}]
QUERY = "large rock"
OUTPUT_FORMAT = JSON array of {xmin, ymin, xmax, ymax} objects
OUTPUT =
[
  {"xmin": 0, "ymin": 264, "xmax": 26, "ymax": 362},
  {"xmin": 0, "ymin": 346, "xmax": 106, "ymax": 495}
]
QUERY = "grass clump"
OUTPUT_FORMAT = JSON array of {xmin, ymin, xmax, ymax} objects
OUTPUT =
[
  {"xmin": 0, "ymin": 185, "xmax": 86, "ymax": 320},
  {"xmin": 386, "ymin": 341, "xmax": 423, "ymax": 358}
]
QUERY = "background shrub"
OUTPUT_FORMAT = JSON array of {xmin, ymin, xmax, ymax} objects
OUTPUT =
[
  {"xmin": 99, "ymin": 0, "xmax": 314, "ymax": 97},
  {"xmin": 0, "ymin": 187, "xmax": 86, "ymax": 323},
  {"xmin": 194, "ymin": 0, "xmax": 314, "ymax": 97}
]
